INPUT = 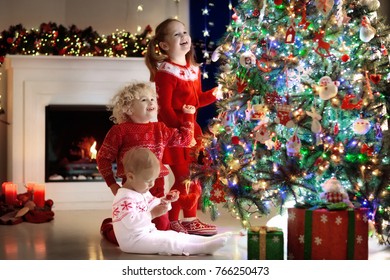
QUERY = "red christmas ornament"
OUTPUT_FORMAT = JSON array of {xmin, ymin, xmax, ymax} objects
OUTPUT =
[
  {"xmin": 381, "ymin": 44, "xmax": 388, "ymax": 55},
  {"xmin": 274, "ymin": 0, "xmax": 283, "ymax": 5},
  {"xmin": 313, "ymin": 30, "xmax": 332, "ymax": 57},
  {"xmin": 360, "ymin": 144, "xmax": 374, "ymax": 156},
  {"xmin": 210, "ymin": 181, "xmax": 226, "ymax": 203},
  {"xmin": 256, "ymin": 57, "xmax": 272, "ymax": 72},
  {"xmin": 341, "ymin": 54, "xmax": 350, "ymax": 62},
  {"xmin": 236, "ymin": 77, "xmax": 248, "ymax": 93},
  {"xmin": 265, "ymin": 91, "xmax": 283, "ymax": 104},
  {"xmin": 231, "ymin": 136, "xmax": 240, "ymax": 145},
  {"xmin": 369, "ymin": 74, "xmax": 381, "ymax": 84},
  {"xmin": 285, "ymin": 24, "xmax": 296, "ymax": 44},
  {"xmin": 333, "ymin": 122, "xmax": 339, "ymax": 135},
  {"xmin": 252, "ymin": 9, "xmax": 260, "ymax": 17},
  {"xmin": 341, "ymin": 94, "xmax": 363, "ymax": 110}
]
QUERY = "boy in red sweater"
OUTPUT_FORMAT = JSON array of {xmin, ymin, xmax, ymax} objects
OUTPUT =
[{"xmin": 97, "ymin": 82, "xmax": 195, "ymax": 244}]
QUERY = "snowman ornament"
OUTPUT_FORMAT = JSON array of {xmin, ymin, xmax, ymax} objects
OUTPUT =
[
  {"xmin": 317, "ymin": 76, "xmax": 340, "ymax": 100},
  {"xmin": 360, "ymin": 16, "xmax": 376, "ymax": 43}
]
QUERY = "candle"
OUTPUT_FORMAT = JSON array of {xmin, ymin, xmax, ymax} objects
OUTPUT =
[
  {"xmin": 2, "ymin": 181, "xmax": 12, "ymax": 195},
  {"xmin": 4, "ymin": 183, "xmax": 17, "ymax": 206},
  {"xmin": 33, "ymin": 184, "xmax": 46, "ymax": 208}
]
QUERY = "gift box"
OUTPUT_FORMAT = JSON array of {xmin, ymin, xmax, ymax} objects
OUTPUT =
[
  {"xmin": 247, "ymin": 226, "xmax": 284, "ymax": 260},
  {"xmin": 287, "ymin": 208, "xmax": 368, "ymax": 260}
]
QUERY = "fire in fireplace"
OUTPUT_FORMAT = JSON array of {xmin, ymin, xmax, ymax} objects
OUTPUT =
[{"xmin": 45, "ymin": 105, "xmax": 115, "ymax": 182}]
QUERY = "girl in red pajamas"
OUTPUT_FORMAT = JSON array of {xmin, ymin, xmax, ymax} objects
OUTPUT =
[{"xmin": 145, "ymin": 18, "xmax": 219, "ymax": 235}]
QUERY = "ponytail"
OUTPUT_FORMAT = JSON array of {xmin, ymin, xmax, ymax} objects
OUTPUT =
[{"xmin": 145, "ymin": 37, "xmax": 167, "ymax": 82}]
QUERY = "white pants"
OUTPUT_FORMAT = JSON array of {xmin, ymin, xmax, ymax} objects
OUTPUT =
[{"xmin": 118, "ymin": 228, "xmax": 218, "ymax": 255}]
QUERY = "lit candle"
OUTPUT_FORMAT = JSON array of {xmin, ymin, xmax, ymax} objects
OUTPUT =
[
  {"xmin": 5, "ymin": 183, "xmax": 17, "ymax": 206},
  {"xmin": 2, "ymin": 181, "xmax": 12, "ymax": 195},
  {"xmin": 33, "ymin": 184, "xmax": 46, "ymax": 208}
]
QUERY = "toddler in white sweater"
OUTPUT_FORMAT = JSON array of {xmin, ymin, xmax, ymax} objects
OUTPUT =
[{"xmin": 112, "ymin": 147, "xmax": 230, "ymax": 255}]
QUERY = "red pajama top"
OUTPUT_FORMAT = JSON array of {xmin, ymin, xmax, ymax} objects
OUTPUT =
[
  {"xmin": 155, "ymin": 60, "xmax": 216, "ymax": 164},
  {"xmin": 96, "ymin": 116, "xmax": 194, "ymax": 187}
]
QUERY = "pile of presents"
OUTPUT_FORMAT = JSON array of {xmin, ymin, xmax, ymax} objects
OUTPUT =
[
  {"xmin": 247, "ymin": 177, "xmax": 370, "ymax": 260},
  {"xmin": 247, "ymin": 205, "xmax": 369, "ymax": 260}
]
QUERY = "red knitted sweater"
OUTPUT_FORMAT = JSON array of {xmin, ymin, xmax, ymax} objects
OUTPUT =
[
  {"xmin": 96, "ymin": 115, "xmax": 194, "ymax": 187},
  {"xmin": 155, "ymin": 60, "xmax": 217, "ymax": 164}
]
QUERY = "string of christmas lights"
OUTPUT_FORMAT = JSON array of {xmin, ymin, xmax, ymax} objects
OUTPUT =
[
  {"xmin": 0, "ymin": 22, "xmax": 152, "ymax": 63},
  {"xmin": 0, "ymin": 22, "xmax": 153, "ymax": 115},
  {"xmin": 192, "ymin": 0, "xmax": 390, "ymax": 244}
]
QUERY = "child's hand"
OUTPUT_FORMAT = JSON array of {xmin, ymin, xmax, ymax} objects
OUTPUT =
[
  {"xmin": 109, "ymin": 183, "xmax": 121, "ymax": 195},
  {"xmin": 189, "ymin": 138, "xmax": 197, "ymax": 147},
  {"xmin": 151, "ymin": 203, "xmax": 169, "ymax": 218},
  {"xmin": 164, "ymin": 190, "xmax": 180, "ymax": 203},
  {"xmin": 182, "ymin": 104, "xmax": 196, "ymax": 114},
  {"xmin": 212, "ymin": 84, "xmax": 223, "ymax": 100}
]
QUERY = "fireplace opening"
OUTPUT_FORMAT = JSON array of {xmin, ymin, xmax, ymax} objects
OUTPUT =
[{"xmin": 45, "ymin": 105, "xmax": 116, "ymax": 182}]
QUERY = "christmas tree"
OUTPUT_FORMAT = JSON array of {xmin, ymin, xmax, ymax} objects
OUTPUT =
[{"xmin": 192, "ymin": 0, "xmax": 390, "ymax": 244}]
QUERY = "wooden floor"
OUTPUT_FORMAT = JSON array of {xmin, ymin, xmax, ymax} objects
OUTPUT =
[{"xmin": 0, "ymin": 208, "xmax": 389, "ymax": 260}]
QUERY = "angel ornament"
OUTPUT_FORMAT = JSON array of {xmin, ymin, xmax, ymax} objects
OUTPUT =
[
  {"xmin": 306, "ymin": 106, "xmax": 323, "ymax": 146},
  {"xmin": 306, "ymin": 106, "xmax": 322, "ymax": 134}
]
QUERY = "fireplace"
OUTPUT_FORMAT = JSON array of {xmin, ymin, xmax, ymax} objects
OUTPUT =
[
  {"xmin": 45, "ymin": 105, "xmax": 114, "ymax": 182},
  {"xmin": 4, "ymin": 55, "xmax": 150, "ymax": 210}
]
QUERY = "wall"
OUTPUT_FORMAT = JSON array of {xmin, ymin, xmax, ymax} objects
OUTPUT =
[
  {"xmin": 0, "ymin": 0, "xmax": 189, "ymax": 183},
  {"xmin": 0, "ymin": 0, "xmax": 189, "ymax": 34}
]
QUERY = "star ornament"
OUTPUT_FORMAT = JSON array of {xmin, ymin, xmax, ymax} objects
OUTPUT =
[
  {"xmin": 203, "ymin": 29, "xmax": 210, "ymax": 37},
  {"xmin": 202, "ymin": 8, "xmax": 209, "ymax": 15}
]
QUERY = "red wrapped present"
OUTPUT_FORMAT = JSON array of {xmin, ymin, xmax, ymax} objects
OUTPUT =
[{"xmin": 287, "ymin": 208, "xmax": 368, "ymax": 260}]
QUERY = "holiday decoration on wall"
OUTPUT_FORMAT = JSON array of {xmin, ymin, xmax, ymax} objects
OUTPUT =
[
  {"xmin": 0, "ymin": 22, "xmax": 153, "ymax": 115},
  {"xmin": 0, "ymin": 182, "xmax": 54, "ymax": 225},
  {"xmin": 0, "ymin": 22, "xmax": 152, "ymax": 65},
  {"xmin": 191, "ymin": 0, "xmax": 390, "ymax": 245}
]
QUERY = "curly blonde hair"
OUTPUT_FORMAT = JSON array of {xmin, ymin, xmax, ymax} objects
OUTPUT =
[{"xmin": 108, "ymin": 82, "xmax": 157, "ymax": 124}]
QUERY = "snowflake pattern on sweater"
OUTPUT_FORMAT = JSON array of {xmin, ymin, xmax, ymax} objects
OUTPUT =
[{"xmin": 97, "ymin": 119, "xmax": 194, "ymax": 186}]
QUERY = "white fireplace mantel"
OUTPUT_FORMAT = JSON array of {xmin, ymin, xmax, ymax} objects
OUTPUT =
[{"xmin": 5, "ymin": 55, "xmax": 150, "ymax": 210}]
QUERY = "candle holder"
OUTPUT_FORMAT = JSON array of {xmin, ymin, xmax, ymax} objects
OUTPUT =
[{"xmin": 0, "ymin": 182, "xmax": 54, "ymax": 225}]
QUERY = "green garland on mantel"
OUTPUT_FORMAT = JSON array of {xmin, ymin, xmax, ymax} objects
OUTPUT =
[{"xmin": 0, "ymin": 22, "xmax": 153, "ymax": 65}]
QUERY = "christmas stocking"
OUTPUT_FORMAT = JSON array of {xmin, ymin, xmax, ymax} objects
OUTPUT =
[{"xmin": 275, "ymin": 104, "xmax": 294, "ymax": 127}]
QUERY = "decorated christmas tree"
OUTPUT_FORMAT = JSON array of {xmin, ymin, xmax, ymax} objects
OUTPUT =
[{"xmin": 192, "ymin": 0, "xmax": 390, "ymax": 244}]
